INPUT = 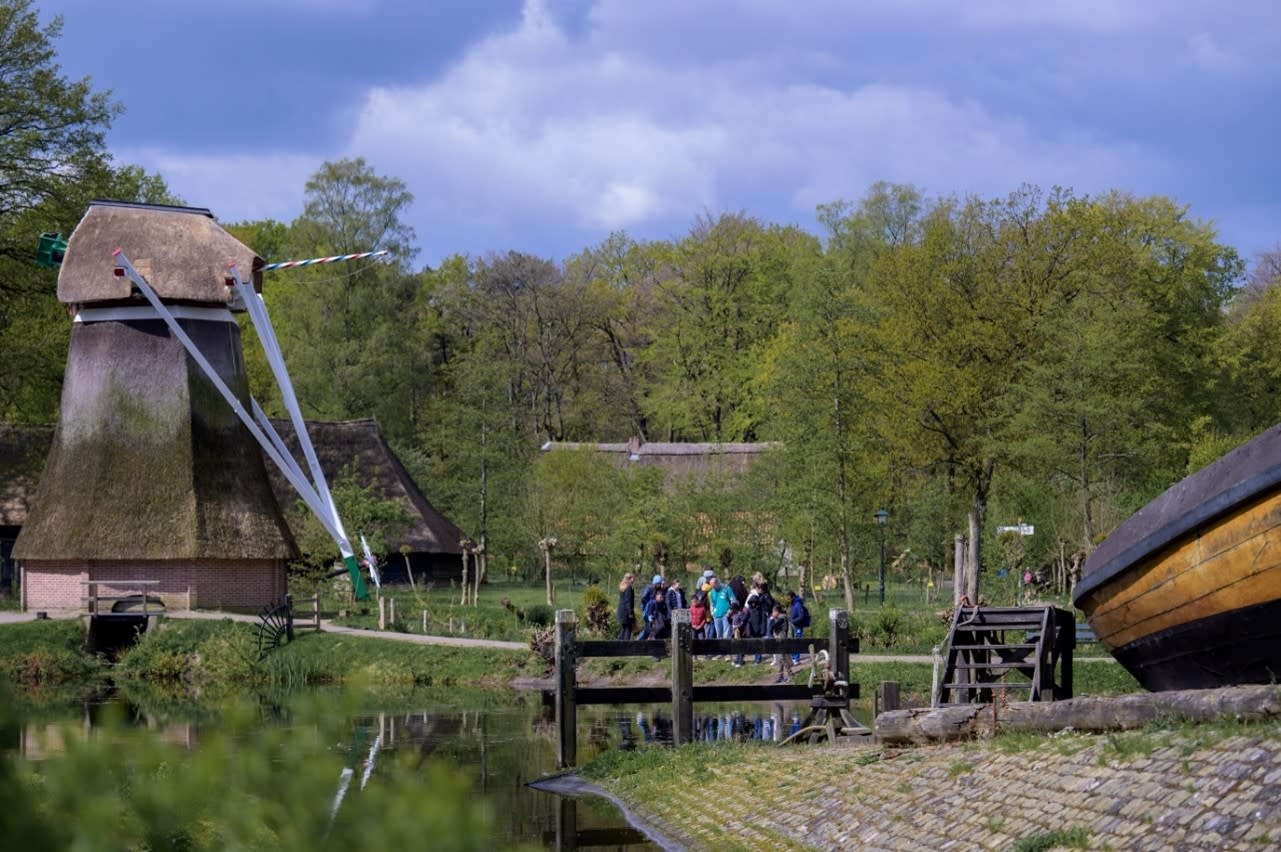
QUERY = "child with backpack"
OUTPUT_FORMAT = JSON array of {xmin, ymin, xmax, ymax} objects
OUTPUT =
[
  {"xmin": 768, "ymin": 602, "xmax": 793, "ymax": 683},
  {"xmin": 788, "ymin": 591, "xmax": 811, "ymax": 664},
  {"xmin": 729, "ymin": 600, "xmax": 750, "ymax": 667}
]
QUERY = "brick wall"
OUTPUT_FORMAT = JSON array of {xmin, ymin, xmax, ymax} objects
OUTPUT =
[{"xmin": 20, "ymin": 559, "xmax": 287, "ymax": 612}]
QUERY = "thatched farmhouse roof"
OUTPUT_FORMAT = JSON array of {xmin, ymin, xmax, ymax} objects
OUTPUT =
[
  {"xmin": 0, "ymin": 425, "xmax": 52, "ymax": 527},
  {"xmin": 540, "ymin": 436, "xmax": 778, "ymax": 485},
  {"xmin": 58, "ymin": 200, "xmax": 262, "ymax": 306},
  {"xmin": 266, "ymin": 419, "xmax": 466, "ymax": 557}
]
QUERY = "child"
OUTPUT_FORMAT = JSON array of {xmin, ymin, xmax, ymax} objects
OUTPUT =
[
  {"xmin": 730, "ymin": 600, "xmax": 750, "ymax": 667},
  {"xmin": 768, "ymin": 603, "xmax": 793, "ymax": 683},
  {"xmin": 689, "ymin": 591, "xmax": 709, "ymax": 642}
]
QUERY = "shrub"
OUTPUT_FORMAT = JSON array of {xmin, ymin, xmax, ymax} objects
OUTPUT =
[
  {"xmin": 877, "ymin": 607, "xmax": 904, "ymax": 647},
  {"xmin": 581, "ymin": 584, "xmax": 612, "ymax": 635},
  {"xmin": 524, "ymin": 604, "xmax": 555, "ymax": 627}
]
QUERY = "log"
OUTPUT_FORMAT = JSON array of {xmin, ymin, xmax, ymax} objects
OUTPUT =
[{"xmin": 875, "ymin": 684, "xmax": 1281, "ymax": 745}]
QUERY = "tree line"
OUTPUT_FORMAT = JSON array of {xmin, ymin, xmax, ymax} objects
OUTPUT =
[{"xmin": 3, "ymin": 0, "xmax": 1278, "ymax": 607}]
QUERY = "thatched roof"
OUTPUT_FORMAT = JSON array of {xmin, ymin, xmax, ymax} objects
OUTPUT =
[
  {"xmin": 14, "ymin": 319, "xmax": 297, "ymax": 561},
  {"xmin": 0, "ymin": 425, "xmax": 52, "ymax": 527},
  {"xmin": 540, "ymin": 436, "xmax": 778, "ymax": 484},
  {"xmin": 58, "ymin": 201, "xmax": 263, "ymax": 306},
  {"xmin": 266, "ymin": 419, "xmax": 467, "ymax": 556}
]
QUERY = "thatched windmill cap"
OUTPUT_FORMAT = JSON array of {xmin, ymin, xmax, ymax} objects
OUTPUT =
[{"xmin": 57, "ymin": 200, "xmax": 263, "ymax": 307}]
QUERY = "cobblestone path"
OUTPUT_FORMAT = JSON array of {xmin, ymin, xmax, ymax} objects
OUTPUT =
[{"xmin": 602, "ymin": 732, "xmax": 1281, "ymax": 850}]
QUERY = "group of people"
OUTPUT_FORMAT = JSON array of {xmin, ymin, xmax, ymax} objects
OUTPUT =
[{"xmin": 615, "ymin": 569, "xmax": 813, "ymax": 681}]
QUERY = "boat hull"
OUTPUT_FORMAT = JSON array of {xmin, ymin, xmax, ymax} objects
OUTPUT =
[{"xmin": 1076, "ymin": 424, "xmax": 1281, "ymax": 691}]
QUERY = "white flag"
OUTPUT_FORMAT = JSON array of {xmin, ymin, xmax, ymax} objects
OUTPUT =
[{"xmin": 360, "ymin": 532, "xmax": 381, "ymax": 590}]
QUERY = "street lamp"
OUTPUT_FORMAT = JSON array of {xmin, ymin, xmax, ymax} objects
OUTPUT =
[{"xmin": 873, "ymin": 508, "xmax": 889, "ymax": 607}]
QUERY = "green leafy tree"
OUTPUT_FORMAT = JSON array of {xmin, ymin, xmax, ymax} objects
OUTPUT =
[
  {"xmin": 259, "ymin": 159, "xmax": 429, "ymax": 444},
  {"xmin": 0, "ymin": 3, "xmax": 181, "ymax": 422},
  {"xmin": 642, "ymin": 213, "xmax": 810, "ymax": 441},
  {"xmin": 288, "ymin": 464, "xmax": 412, "ymax": 591}
]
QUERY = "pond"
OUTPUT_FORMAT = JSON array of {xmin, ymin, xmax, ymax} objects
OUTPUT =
[{"xmin": 3, "ymin": 686, "xmax": 837, "ymax": 849}]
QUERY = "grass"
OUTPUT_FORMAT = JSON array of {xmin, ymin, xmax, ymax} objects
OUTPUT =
[
  {"xmin": 315, "ymin": 579, "xmax": 591, "ymax": 642},
  {"xmin": 1012, "ymin": 826, "xmax": 1091, "ymax": 851},
  {"xmin": 107, "ymin": 617, "xmax": 544, "ymax": 689},
  {"xmin": 0, "ymin": 618, "xmax": 104, "ymax": 686}
]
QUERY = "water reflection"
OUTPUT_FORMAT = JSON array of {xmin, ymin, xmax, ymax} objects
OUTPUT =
[
  {"xmin": 5, "ymin": 689, "xmax": 830, "ymax": 850},
  {"xmin": 610, "ymin": 704, "xmax": 807, "ymax": 747}
]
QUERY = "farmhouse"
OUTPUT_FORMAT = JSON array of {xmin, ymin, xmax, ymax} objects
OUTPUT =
[
  {"xmin": 539, "ymin": 435, "xmax": 778, "ymax": 486},
  {"xmin": 263, "ymin": 418, "xmax": 465, "ymax": 585}
]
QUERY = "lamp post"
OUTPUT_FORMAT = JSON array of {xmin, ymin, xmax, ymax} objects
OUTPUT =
[{"xmin": 874, "ymin": 508, "xmax": 889, "ymax": 607}]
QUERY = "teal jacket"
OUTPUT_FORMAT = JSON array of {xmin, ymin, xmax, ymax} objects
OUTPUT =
[{"xmin": 708, "ymin": 585, "xmax": 735, "ymax": 618}]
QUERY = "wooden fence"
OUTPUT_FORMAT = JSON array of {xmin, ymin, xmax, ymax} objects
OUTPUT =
[
  {"xmin": 553, "ymin": 607, "xmax": 857, "ymax": 767},
  {"xmin": 82, "ymin": 580, "xmax": 161, "ymax": 615}
]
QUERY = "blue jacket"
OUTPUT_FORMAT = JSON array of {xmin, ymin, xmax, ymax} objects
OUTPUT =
[{"xmin": 789, "ymin": 595, "xmax": 808, "ymax": 628}]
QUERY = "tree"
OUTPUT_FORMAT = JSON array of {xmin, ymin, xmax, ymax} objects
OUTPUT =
[
  {"xmin": 1003, "ymin": 193, "xmax": 1241, "ymax": 552},
  {"xmin": 642, "ymin": 213, "xmax": 808, "ymax": 441},
  {"xmin": 0, "ymin": 1, "xmax": 119, "ymax": 277},
  {"xmin": 859, "ymin": 187, "xmax": 1090, "ymax": 601},
  {"xmin": 286, "ymin": 464, "xmax": 412, "ymax": 592},
  {"xmin": 0, "ymin": 1, "xmax": 141, "ymax": 421},
  {"xmin": 258, "ymin": 159, "xmax": 430, "ymax": 444}
]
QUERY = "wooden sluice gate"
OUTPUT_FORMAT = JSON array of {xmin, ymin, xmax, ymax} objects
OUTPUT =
[{"xmin": 552, "ymin": 607, "xmax": 861, "ymax": 767}]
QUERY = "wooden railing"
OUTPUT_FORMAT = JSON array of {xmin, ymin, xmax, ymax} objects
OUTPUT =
[
  {"xmin": 553, "ymin": 607, "xmax": 857, "ymax": 767},
  {"xmin": 82, "ymin": 580, "xmax": 161, "ymax": 615}
]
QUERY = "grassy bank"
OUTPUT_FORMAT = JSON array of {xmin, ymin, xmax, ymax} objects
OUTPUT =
[
  {"xmin": 115, "ymin": 618, "xmax": 544, "ymax": 688},
  {"xmin": 0, "ymin": 617, "xmax": 544, "ymax": 691},
  {"xmin": 317, "ymin": 578, "xmax": 979, "ymax": 652},
  {"xmin": 0, "ymin": 618, "xmax": 105, "ymax": 686}
]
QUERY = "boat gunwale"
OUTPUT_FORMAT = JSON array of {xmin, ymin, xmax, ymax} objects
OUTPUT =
[{"xmin": 1074, "ymin": 423, "xmax": 1281, "ymax": 608}]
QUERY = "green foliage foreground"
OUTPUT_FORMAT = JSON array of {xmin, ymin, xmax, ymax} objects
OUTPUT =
[{"xmin": 0, "ymin": 689, "xmax": 505, "ymax": 851}]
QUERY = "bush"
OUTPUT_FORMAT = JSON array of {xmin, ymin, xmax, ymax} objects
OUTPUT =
[
  {"xmin": 0, "ymin": 620, "xmax": 103, "ymax": 686},
  {"xmin": 581, "ymin": 584, "xmax": 612, "ymax": 635},
  {"xmin": 877, "ymin": 607, "xmax": 904, "ymax": 647},
  {"xmin": 524, "ymin": 604, "xmax": 555, "ymax": 627},
  {"xmin": 0, "ymin": 687, "xmax": 502, "ymax": 849}
]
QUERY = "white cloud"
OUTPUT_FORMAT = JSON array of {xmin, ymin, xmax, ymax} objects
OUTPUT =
[
  {"xmin": 117, "ymin": 149, "xmax": 321, "ymax": 227},
  {"xmin": 1187, "ymin": 32, "xmax": 1242, "ymax": 73},
  {"xmin": 343, "ymin": 0, "xmax": 1158, "ymax": 249}
]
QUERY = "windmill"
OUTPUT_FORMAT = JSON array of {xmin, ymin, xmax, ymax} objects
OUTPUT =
[{"xmin": 16, "ymin": 201, "xmax": 381, "ymax": 608}]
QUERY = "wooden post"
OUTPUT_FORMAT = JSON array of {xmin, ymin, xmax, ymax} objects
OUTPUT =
[
  {"xmin": 312, "ymin": 593, "xmax": 321, "ymax": 629},
  {"xmin": 460, "ymin": 545, "xmax": 470, "ymax": 606},
  {"xmin": 285, "ymin": 593, "xmax": 295, "ymax": 641},
  {"xmin": 378, "ymin": 596, "xmax": 387, "ymax": 630},
  {"xmin": 931, "ymin": 644, "xmax": 943, "ymax": 708},
  {"xmin": 422, "ymin": 609, "xmax": 428, "ymax": 634},
  {"xmin": 670, "ymin": 608, "xmax": 693, "ymax": 746},
  {"xmin": 879, "ymin": 681, "xmax": 900, "ymax": 713},
  {"xmin": 954, "ymin": 535, "xmax": 966, "ymax": 605},
  {"xmin": 555, "ymin": 609, "xmax": 578, "ymax": 768},
  {"xmin": 389, "ymin": 596, "xmax": 397, "ymax": 626},
  {"xmin": 829, "ymin": 608, "xmax": 850, "ymax": 688}
]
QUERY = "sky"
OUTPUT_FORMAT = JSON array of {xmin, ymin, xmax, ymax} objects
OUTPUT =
[{"xmin": 42, "ymin": 0, "xmax": 1281, "ymax": 270}]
